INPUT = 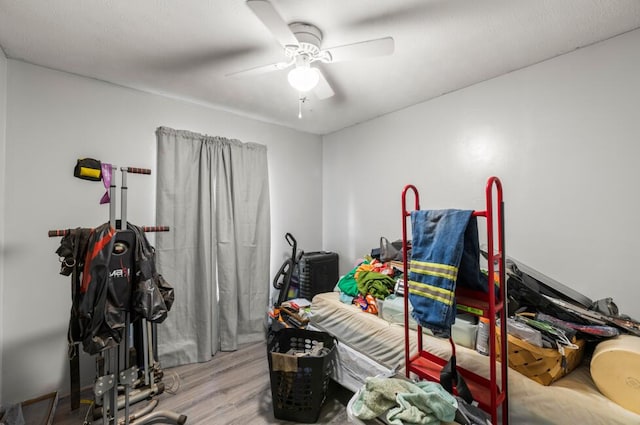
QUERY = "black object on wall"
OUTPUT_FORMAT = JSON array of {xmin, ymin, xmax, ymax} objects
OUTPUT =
[{"xmin": 298, "ymin": 252, "xmax": 339, "ymax": 300}]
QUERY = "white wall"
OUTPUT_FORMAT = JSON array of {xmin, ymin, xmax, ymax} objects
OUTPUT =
[
  {"xmin": 0, "ymin": 47, "xmax": 8, "ymax": 407},
  {"xmin": 1, "ymin": 60, "xmax": 322, "ymax": 403},
  {"xmin": 323, "ymin": 29, "xmax": 640, "ymax": 321}
]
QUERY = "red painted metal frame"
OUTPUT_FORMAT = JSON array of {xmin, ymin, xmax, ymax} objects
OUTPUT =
[{"xmin": 401, "ymin": 177, "xmax": 509, "ymax": 424}]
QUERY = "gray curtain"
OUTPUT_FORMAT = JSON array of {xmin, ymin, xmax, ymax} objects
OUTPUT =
[{"xmin": 154, "ymin": 127, "xmax": 270, "ymax": 368}]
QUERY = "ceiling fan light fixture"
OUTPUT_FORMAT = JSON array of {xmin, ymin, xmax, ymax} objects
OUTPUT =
[{"xmin": 287, "ymin": 65, "xmax": 320, "ymax": 92}]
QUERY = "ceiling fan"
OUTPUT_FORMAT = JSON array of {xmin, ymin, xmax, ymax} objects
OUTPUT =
[{"xmin": 227, "ymin": 0, "xmax": 395, "ymax": 100}]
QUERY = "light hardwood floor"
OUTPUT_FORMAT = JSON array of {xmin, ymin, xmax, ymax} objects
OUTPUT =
[{"xmin": 53, "ymin": 341, "xmax": 354, "ymax": 424}]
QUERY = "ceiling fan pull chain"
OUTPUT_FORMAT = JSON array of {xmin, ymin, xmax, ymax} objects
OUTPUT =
[{"xmin": 298, "ymin": 96, "xmax": 302, "ymax": 119}]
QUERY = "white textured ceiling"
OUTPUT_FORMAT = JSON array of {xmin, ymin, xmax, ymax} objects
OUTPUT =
[{"xmin": 1, "ymin": 0, "xmax": 639, "ymax": 135}]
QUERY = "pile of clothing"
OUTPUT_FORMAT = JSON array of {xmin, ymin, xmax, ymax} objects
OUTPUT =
[{"xmin": 337, "ymin": 258, "xmax": 401, "ymax": 314}]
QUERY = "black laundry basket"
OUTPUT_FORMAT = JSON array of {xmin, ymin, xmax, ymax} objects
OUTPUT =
[{"xmin": 267, "ymin": 328, "xmax": 336, "ymax": 423}]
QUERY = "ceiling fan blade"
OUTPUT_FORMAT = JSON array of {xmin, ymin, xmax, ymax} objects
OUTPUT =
[
  {"xmin": 246, "ymin": 0, "xmax": 299, "ymax": 48},
  {"xmin": 313, "ymin": 69, "xmax": 335, "ymax": 100},
  {"xmin": 324, "ymin": 37, "xmax": 394, "ymax": 63},
  {"xmin": 226, "ymin": 61, "xmax": 291, "ymax": 78}
]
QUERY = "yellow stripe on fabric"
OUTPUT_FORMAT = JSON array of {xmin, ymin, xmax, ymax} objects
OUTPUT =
[
  {"xmin": 411, "ymin": 260, "xmax": 457, "ymax": 272},
  {"xmin": 409, "ymin": 280, "xmax": 455, "ymax": 297},
  {"xmin": 410, "ymin": 260, "xmax": 458, "ymax": 281},
  {"xmin": 412, "ymin": 269, "xmax": 457, "ymax": 281},
  {"xmin": 409, "ymin": 287, "xmax": 454, "ymax": 306}
]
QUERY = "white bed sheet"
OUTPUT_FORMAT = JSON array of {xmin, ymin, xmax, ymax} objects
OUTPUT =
[{"xmin": 310, "ymin": 291, "xmax": 640, "ymax": 425}]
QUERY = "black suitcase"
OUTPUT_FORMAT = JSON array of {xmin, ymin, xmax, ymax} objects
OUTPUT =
[{"xmin": 298, "ymin": 252, "xmax": 339, "ymax": 300}]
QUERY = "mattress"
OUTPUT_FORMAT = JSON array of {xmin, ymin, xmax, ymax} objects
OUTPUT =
[{"xmin": 310, "ymin": 291, "xmax": 640, "ymax": 425}]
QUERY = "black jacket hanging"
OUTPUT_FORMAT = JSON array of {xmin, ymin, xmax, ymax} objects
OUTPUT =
[
  {"xmin": 77, "ymin": 223, "xmax": 129, "ymax": 354},
  {"xmin": 56, "ymin": 227, "xmax": 92, "ymax": 355},
  {"xmin": 56, "ymin": 222, "xmax": 174, "ymax": 356},
  {"xmin": 128, "ymin": 223, "xmax": 174, "ymax": 323}
]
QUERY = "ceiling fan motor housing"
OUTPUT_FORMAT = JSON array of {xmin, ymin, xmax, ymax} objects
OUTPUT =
[{"xmin": 286, "ymin": 22, "xmax": 323, "ymax": 59}]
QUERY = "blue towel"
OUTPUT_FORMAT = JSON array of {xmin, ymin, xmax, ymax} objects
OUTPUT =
[{"xmin": 409, "ymin": 209, "xmax": 486, "ymax": 337}]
